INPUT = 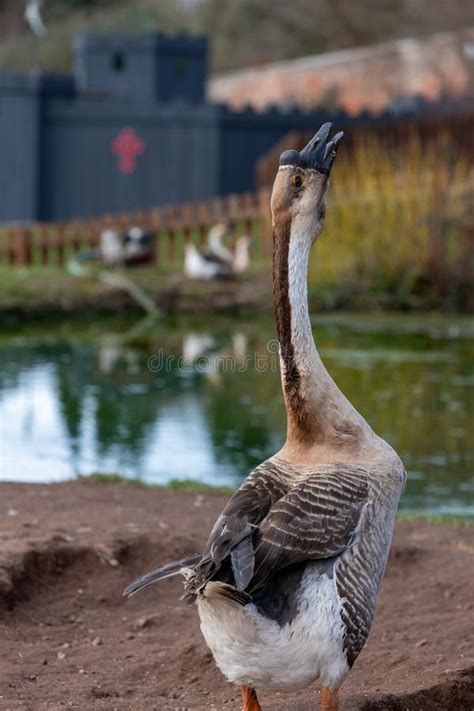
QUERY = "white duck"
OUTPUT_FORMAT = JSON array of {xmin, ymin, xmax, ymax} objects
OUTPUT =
[
  {"xmin": 207, "ymin": 223, "xmax": 235, "ymax": 264},
  {"xmin": 184, "ymin": 242, "xmax": 234, "ymax": 280},
  {"xmin": 184, "ymin": 227, "xmax": 251, "ymax": 281}
]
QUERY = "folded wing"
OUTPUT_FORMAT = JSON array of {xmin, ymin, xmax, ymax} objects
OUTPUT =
[
  {"xmin": 249, "ymin": 466, "xmax": 368, "ymax": 591},
  {"xmin": 188, "ymin": 463, "xmax": 369, "ymax": 596}
]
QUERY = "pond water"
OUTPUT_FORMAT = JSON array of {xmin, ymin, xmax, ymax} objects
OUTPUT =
[{"xmin": 0, "ymin": 313, "xmax": 472, "ymax": 517}]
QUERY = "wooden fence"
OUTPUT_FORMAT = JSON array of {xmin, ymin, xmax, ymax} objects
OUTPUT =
[
  {"xmin": 0, "ymin": 185, "xmax": 472, "ymax": 310},
  {"xmin": 0, "ymin": 190, "xmax": 272, "ymax": 269}
]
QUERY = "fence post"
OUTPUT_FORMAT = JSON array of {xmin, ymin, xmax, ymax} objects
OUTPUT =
[
  {"xmin": 258, "ymin": 188, "xmax": 272, "ymax": 258},
  {"xmin": 57, "ymin": 223, "xmax": 65, "ymax": 266},
  {"xmin": 181, "ymin": 204, "xmax": 193, "ymax": 257},
  {"xmin": 149, "ymin": 208, "xmax": 162, "ymax": 265},
  {"xmin": 1, "ymin": 189, "xmax": 268, "ymax": 272},
  {"xmin": 197, "ymin": 202, "xmax": 210, "ymax": 247},
  {"xmin": 9, "ymin": 228, "xmax": 33, "ymax": 267}
]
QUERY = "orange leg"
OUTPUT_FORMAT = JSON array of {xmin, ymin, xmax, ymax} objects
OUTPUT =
[
  {"xmin": 241, "ymin": 685, "xmax": 262, "ymax": 711},
  {"xmin": 320, "ymin": 686, "xmax": 339, "ymax": 711}
]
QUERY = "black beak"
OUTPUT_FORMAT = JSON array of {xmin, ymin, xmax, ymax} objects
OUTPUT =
[{"xmin": 279, "ymin": 123, "xmax": 344, "ymax": 175}]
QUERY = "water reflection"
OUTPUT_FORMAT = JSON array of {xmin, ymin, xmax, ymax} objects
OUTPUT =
[
  {"xmin": 0, "ymin": 314, "xmax": 472, "ymax": 516},
  {"xmin": 181, "ymin": 331, "xmax": 250, "ymax": 384}
]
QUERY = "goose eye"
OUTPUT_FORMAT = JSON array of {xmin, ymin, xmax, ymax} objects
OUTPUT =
[{"xmin": 291, "ymin": 173, "xmax": 304, "ymax": 189}]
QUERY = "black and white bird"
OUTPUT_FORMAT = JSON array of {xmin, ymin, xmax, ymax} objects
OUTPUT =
[
  {"xmin": 184, "ymin": 241, "xmax": 234, "ymax": 280},
  {"xmin": 184, "ymin": 225, "xmax": 251, "ymax": 280},
  {"xmin": 207, "ymin": 223, "xmax": 235, "ymax": 264},
  {"xmin": 99, "ymin": 226, "xmax": 153, "ymax": 267},
  {"xmin": 124, "ymin": 124, "xmax": 405, "ymax": 711},
  {"xmin": 207, "ymin": 224, "xmax": 251, "ymax": 274},
  {"xmin": 122, "ymin": 226, "xmax": 153, "ymax": 265}
]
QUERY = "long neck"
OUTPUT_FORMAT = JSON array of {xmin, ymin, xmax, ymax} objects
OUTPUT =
[{"xmin": 273, "ymin": 216, "xmax": 369, "ymax": 449}]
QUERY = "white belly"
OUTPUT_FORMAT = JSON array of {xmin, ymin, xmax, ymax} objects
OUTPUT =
[{"xmin": 197, "ymin": 567, "xmax": 349, "ymax": 690}]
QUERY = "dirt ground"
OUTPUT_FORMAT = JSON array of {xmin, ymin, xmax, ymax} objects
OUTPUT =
[{"xmin": 0, "ymin": 480, "xmax": 472, "ymax": 711}]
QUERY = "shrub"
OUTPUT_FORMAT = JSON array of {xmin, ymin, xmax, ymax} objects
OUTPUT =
[{"xmin": 312, "ymin": 134, "xmax": 472, "ymax": 308}]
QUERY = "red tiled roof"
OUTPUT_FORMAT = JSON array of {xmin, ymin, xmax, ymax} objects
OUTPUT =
[{"xmin": 209, "ymin": 29, "xmax": 474, "ymax": 114}]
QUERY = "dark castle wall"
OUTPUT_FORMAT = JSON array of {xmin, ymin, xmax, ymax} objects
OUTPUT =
[
  {"xmin": 0, "ymin": 68, "xmax": 323, "ymax": 221},
  {"xmin": 0, "ymin": 32, "xmax": 471, "ymax": 223},
  {"xmin": 0, "ymin": 31, "xmax": 216, "ymax": 223},
  {"xmin": 37, "ymin": 99, "xmax": 325, "ymax": 220},
  {"xmin": 39, "ymin": 100, "xmax": 220, "ymax": 220},
  {"xmin": 216, "ymin": 106, "xmax": 336, "ymax": 196},
  {"xmin": 37, "ymin": 101, "xmax": 328, "ymax": 220},
  {"xmin": 0, "ymin": 73, "xmax": 41, "ymax": 222},
  {"xmin": 73, "ymin": 33, "xmax": 207, "ymax": 104}
]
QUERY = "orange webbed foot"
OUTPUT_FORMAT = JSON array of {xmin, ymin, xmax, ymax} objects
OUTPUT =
[
  {"xmin": 241, "ymin": 685, "xmax": 262, "ymax": 711},
  {"xmin": 320, "ymin": 686, "xmax": 339, "ymax": 711}
]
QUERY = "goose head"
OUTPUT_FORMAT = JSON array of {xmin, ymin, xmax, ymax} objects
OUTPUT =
[{"xmin": 270, "ymin": 122, "xmax": 343, "ymax": 245}]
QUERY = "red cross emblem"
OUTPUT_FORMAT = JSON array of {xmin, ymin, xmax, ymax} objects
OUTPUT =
[{"xmin": 110, "ymin": 128, "xmax": 146, "ymax": 174}]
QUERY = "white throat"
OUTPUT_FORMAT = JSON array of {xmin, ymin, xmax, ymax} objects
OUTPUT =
[
  {"xmin": 282, "ymin": 214, "xmax": 371, "ymax": 445},
  {"xmin": 287, "ymin": 222, "xmax": 318, "ymax": 374}
]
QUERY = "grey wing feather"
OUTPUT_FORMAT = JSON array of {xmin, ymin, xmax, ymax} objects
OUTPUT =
[
  {"xmin": 189, "ymin": 462, "xmax": 369, "ymax": 597},
  {"xmin": 189, "ymin": 463, "xmax": 290, "ymax": 592},
  {"xmin": 250, "ymin": 467, "xmax": 368, "ymax": 589},
  {"xmin": 231, "ymin": 537, "xmax": 255, "ymax": 590}
]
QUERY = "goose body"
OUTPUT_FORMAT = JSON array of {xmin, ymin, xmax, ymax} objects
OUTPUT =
[
  {"xmin": 125, "ymin": 124, "xmax": 405, "ymax": 710},
  {"xmin": 207, "ymin": 227, "xmax": 251, "ymax": 273},
  {"xmin": 99, "ymin": 226, "xmax": 153, "ymax": 266},
  {"xmin": 184, "ymin": 242, "xmax": 234, "ymax": 280},
  {"xmin": 184, "ymin": 225, "xmax": 251, "ymax": 280},
  {"xmin": 122, "ymin": 226, "xmax": 153, "ymax": 265},
  {"xmin": 199, "ymin": 555, "xmax": 348, "ymax": 691},
  {"xmin": 207, "ymin": 223, "xmax": 235, "ymax": 263},
  {"xmin": 99, "ymin": 228, "xmax": 123, "ymax": 266},
  {"xmin": 198, "ymin": 454, "xmax": 404, "ymax": 692}
]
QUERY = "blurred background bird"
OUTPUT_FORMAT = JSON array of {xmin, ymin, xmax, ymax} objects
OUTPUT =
[{"xmin": 24, "ymin": 0, "xmax": 46, "ymax": 37}]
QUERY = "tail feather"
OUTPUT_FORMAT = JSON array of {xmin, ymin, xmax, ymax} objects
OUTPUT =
[
  {"xmin": 123, "ymin": 553, "xmax": 202, "ymax": 598},
  {"xmin": 202, "ymin": 580, "xmax": 251, "ymax": 607}
]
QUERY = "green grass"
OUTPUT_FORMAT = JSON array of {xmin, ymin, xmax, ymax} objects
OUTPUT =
[
  {"xmin": 0, "ymin": 263, "xmax": 272, "ymax": 320},
  {"xmin": 81, "ymin": 471, "xmax": 234, "ymax": 495},
  {"xmin": 396, "ymin": 511, "xmax": 473, "ymax": 526}
]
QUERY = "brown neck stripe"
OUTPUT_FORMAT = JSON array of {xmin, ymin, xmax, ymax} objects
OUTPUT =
[{"xmin": 272, "ymin": 222, "xmax": 311, "ymax": 438}]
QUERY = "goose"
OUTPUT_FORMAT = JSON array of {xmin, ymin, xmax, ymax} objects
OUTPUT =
[
  {"xmin": 184, "ymin": 242, "xmax": 234, "ymax": 280},
  {"xmin": 184, "ymin": 234, "xmax": 251, "ymax": 280},
  {"xmin": 99, "ymin": 226, "xmax": 154, "ymax": 267},
  {"xmin": 208, "ymin": 223, "xmax": 235, "ymax": 263},
  {"xmin": 124, "ymin": 123, "xmax": 406, "ymax": 711},
  {"xmin": 99, "ymin": 228, "xmax": 123, "ymax": 266},
  {"xmin": 122, "ymin": 226, "xmax": 154, "ymax": 265},
  {"xmin": 207, "ymin": 224, "xmax": 252, "ymax": 274}
]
